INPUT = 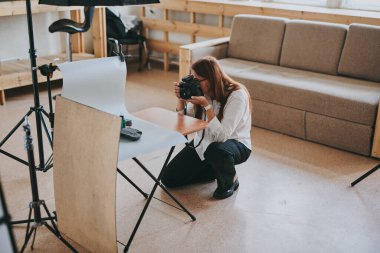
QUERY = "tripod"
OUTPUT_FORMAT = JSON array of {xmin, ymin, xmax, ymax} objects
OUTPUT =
[
  {"xmin": 0, "ymin": 0, "xmax": 54, "ymax": 172},
  {"xmin": 17, "ymin": 118, "xmax": 77, "ymax": 253}
]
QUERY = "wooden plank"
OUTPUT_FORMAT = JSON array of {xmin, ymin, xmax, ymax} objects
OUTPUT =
[
  {"xmin": 178, "ymin": 36, "xmax": 230, "ymax": 50},
  {"xmin": 179, "ymin": 46, "xmax": 191, "ymax": 80},
  {"xmin": 163, "ymin": 9, "xmax": 170, "ymax": 71},
  {"xmin": 187, "ymin": 1, "xmax": 225, "ymax": 15},
  {"xmin": 190, "ymin": 12, "xmax": 196, "ymax": 43},
  {"xmin": 372, "ymin": 103, "xmax": 380, "ymax": 158},
  {"xmin": 54, "ymin": 96, "xmax": 120, "ymax": 253},
  {"xmin": 70, "ymin": 10, "xmax": 85, "ymax": 53},
  {"xmin": 141, "ymin": 18, "xmax": 231, "ymax": 37},
  {"xmin": 92, "ymin": 7, "xmax": 107, "ymax": 58},
  {"xmin": 150, "ymin": 0, "xmax": 187, "ymax": 11},
  {"xmin": 147, "ymin": 40, "xmax": 181, "ymax": 54},
  {"xmin": 140, "ymin": 6, "xmax": 146, "ymax": 18},
  {"xmin": 0, "ymin": 90, "xmax": 5, "ymax": 105},
  {"xmin": 218, "ymin": 14, "xmax": 224, "ymax": 28},
  {"xmin": 179, "ymin": 36, "xmax": 229, "ymax": 79},
  {"xmin": 0, "ymin": 53, "xmax": 95, "ymax": 104}
]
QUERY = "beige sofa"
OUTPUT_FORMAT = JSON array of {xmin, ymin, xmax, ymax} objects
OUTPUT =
[{"xmin": 179, "ymin": 14, "xmax": 380, "ymax": 156}]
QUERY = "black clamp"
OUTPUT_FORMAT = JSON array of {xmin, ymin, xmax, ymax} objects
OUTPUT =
[{"xmin": 38, "ymin": 63, "xmax": 58, "ymax": 78}]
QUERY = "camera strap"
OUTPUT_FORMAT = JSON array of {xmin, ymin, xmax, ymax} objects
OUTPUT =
[{"xmin": 184, "ymin": 105, "xmax": 206, "ymax": 149}]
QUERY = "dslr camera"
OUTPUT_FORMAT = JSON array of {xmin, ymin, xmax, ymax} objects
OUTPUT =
[{"xmin": 179, "ymin": 75, "xmax": 204, "ymax": 99}]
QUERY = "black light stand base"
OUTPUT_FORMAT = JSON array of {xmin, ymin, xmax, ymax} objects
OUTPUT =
[
  {"xmin": 17, "ymin": 118, "xmax": 77, "ymax": 253},
  {"xmin": 351, "ymin": 163, "xmax": 380, "ymax": 187},
  {"xmin": 19, "ymin": 201, "xmax": 77, "ymax": 253},
  {"xmin": 11, "ymin": 215, "xmax": 56, "ymax": 225}
]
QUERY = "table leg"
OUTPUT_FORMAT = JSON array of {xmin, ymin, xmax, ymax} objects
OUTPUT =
[
  {"xmin": 132, "ymin": 157, "xmax": 196, "ymax": 221},
  {"xmin": 124, "ymin": 146, "xmax": 175, "ymax": 252},
  {"xmin": 117, "ymin": 168, "xmax": 148, "ymax": 199}
]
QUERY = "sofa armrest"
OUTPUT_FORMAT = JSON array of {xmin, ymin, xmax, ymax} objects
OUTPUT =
[
  {"xmin": 372, "ymin": 102, "xmax": 380, "ymax": 157},
  {"xmin": 179, "ymin": 37, "xmax": 230, "ymax": 79}
]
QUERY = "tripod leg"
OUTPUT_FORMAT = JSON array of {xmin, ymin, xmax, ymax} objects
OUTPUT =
[
  {"xmin": 20, "ymin": 226, "xmax": 36, "ymax": 253},
  {"xmin": 31, "ymin": 227, "xmax": 37, "ymax": 250},
  {"xmin": 42, "ymin": 202, "xmax": 59, "ymax": 232},
  {"xmin": 23, "ymin": 208, "xmax": 33, "ymax": 242},
  {"xmin": 43, "ymin": 223, "xmax": 78, "ymax": 253},
  {"xmin": 42, "ymin": 108, "xmax": 54, "ymax": 141},
  {"xmin": 117, "ymin": 168, "xmax": 148, "ymax": 198},
  {"xmin": 0, "ymin": 110, "xmax": 33, "ymax": 147},
  {"xmin": 39, "ymin": 110, "xmax": 53, "ymax": 147},
  {"xmin": 351, "ymin": 163, "xmax": 380, "ymax": 187}
]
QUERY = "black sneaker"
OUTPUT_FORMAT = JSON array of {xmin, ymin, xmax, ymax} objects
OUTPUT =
[{"xmin": 213, "ymin": 179, "xmax": 239, "ymax": 200}]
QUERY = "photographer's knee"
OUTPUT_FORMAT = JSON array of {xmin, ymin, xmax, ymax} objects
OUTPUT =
[
  {"xmin": 161, "ymin": 174, "xmax": 179, "ymax": 188},
  {"xmin": 204, "ymin": 142, "xmax": 224, "ymax": 161}
]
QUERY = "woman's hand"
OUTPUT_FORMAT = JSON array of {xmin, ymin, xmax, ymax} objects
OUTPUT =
[
  {"xmin": 175, "ymin": 82, "xmax": 186, "ymax": 112},
  {"xmin": 174, "ymin": 82, "xmax": 182, "ymax": 100},
  {"xmin": 189, "ymin": 96, "xmax": 215, "ymax": 122},
  {"xmin": 187, "ymin": 96, "xmax": 209, "ymax": 107}
]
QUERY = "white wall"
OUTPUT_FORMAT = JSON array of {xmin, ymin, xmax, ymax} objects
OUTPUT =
[
  {"xmin": 0, "ymin": 11, "xmax": 67, "ymax": 61},
  {"xmin": 0, "ymin": 6, "xmax": 141, "ymax": 63}
]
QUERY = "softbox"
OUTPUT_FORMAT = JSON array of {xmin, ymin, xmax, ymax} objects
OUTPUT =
[{"xmin": 39, "ymin": 0, "xmax": 160, "ymax": 6}]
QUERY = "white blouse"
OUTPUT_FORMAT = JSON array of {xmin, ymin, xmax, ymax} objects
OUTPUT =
[{"xmin": 192, "ymin": 88, "xmax": 252, "ymax": 160}]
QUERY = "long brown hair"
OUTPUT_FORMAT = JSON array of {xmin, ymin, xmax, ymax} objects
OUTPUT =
[{"xmin": 191, "ymin": 56, "xmax": 252, "ymax": 120}]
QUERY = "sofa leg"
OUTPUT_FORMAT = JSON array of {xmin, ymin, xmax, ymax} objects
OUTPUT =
[{"xmin": 351, "ymin": 163, "xmax": 380, "ymax": 187}]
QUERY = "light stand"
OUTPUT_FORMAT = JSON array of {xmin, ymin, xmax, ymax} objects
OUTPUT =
[
  {"xmin": 0, "ymin": 0, "xmax": 53, "ymax": 172},
  {"xmin": 18, "ymin": 117, "xmax": 77, "ymax": 253}
]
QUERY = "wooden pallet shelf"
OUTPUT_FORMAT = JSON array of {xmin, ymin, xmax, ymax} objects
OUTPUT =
[
  {"xmin": 0, "ymin": 1, "xmax": 107, "ymax": 105},
  {"xmin": 0, "ymin": 53, "xmax": 95, "ymax": 90}
]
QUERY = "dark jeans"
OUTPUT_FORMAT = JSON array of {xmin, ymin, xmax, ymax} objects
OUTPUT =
[{"xmin": 161, "ymin": 139, "xmax": 251, "ymax": 190}]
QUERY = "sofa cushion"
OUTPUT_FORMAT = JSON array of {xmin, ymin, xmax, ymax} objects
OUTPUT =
[
  {"xmin": 338, "ymin": 23, "xmax": 380, "ymax": 83},
  {"xmin": 306, "ymin": 112, "xmax": 372, "ymax": 156},
  {"xmin": 253, "ymin": 100, "xmax": 306, "ymax": 139},
  {"xmin": 219, "ymin": 58, "xmax": 380, "ymax": 126},
  {"xmin": 228, "ymin": 14, "xmax": 288, "ymax": 65},
  {"xmin": 280, "ymin": 20, "xmax": 347, "ymax": 75}
]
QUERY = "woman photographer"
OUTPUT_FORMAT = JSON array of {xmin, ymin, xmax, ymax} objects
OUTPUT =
[{"xmin": 161, "ymin": 56, "xmax": 252, "ymax": 200}]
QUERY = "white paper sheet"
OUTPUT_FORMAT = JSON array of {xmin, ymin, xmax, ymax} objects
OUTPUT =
[
  {"xmin": 60, "ymin": 56, "xmax": 128, "ymax": 116},
  {"xmin": 59, "ymin": 57, "xmax": 186, "ymax": 161},
  {"xmin": 118, "ymin": 115, "xmax": 186, "ymax": 161}
]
